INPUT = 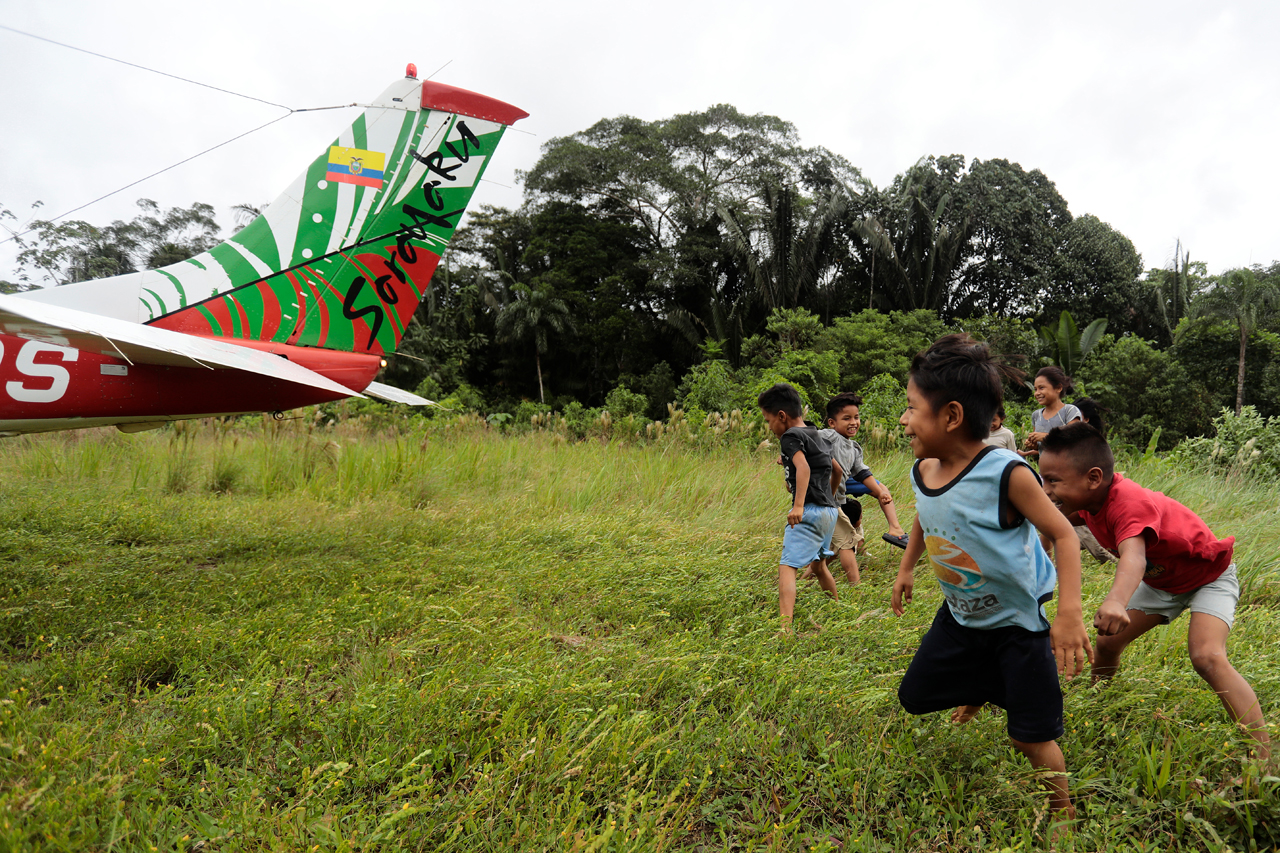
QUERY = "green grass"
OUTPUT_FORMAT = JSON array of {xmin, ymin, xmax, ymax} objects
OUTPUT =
[{"xmin": 0, "ymin": 420, "xmax": 1277, "ymax": 850}]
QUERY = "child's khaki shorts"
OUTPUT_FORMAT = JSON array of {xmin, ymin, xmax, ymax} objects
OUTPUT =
[{"xmin": 830, "ymin": 509, "xmax": 864, "ymax": 552}]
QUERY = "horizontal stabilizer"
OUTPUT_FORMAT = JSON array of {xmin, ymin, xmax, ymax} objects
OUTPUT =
[
  {"xmin": 0, "ymin": 294, "xmax": 363, "ymax": 399},
  {"xmin": 363, "ymin": 381, "xmax": 432, "ymax": 406}
]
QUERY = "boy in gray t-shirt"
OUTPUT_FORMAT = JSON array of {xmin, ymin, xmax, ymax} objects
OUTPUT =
[{"xmin": 810, "ymin": 392, "xmax": 908, "ymax": 584}]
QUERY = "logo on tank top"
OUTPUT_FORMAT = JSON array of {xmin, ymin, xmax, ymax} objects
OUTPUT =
[
  {"xmin": 925, "ymin": 535, "xmax": 1005, "ymax": 617},
  {"xmin": 925, "ymin": 536, "xmax": 986, "ymax": 590}
]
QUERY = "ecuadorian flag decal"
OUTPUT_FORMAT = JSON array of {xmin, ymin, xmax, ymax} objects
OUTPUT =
[{"xmin": 326, "ymin": 146, "xmax": 386, "ymax": 188}]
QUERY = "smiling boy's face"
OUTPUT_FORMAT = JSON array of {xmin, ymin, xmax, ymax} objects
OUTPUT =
[
  {"xmin": 899, "ymin": 380, "xmax": 949, "ymax": 459},
  {"xmin": 1038, "ymin": 450, "xmax": 1107, "ymax": 515},
  {"xmin": 827, "ymin": 404, "xmax": 860, "ymax": 438}
]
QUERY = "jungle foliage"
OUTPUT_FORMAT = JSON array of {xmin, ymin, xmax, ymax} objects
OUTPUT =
[{"xmin": 4, "ymin": 103, "xmax": 1278, "ymax": 450}]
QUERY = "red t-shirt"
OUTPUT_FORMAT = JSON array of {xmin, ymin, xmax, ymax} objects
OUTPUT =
[{"xmin": 1080, "ymin": 474, "xmax": 1233, "ymax": 593}]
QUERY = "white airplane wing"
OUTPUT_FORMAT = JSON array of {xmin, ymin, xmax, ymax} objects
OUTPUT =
[
  {"xmin": 363, "ymin": 381, "xmax": 433, "ymax": 406},
  {"xmin": 0, "ymin": 293, "xmax": 364, "ymax": 399}
]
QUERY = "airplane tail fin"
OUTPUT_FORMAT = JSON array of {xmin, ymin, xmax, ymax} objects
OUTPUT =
[{"xmin": 24, "ymin": 69, "xmax": 526, "ymax": 356}]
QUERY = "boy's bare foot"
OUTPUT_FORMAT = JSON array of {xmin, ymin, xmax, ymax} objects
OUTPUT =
[
  {"xmin": 952, "ymin": 704, "xmax": 984, "ymax": 724},
  {"xmin": 1048, "ymin": 813, "xmax": 1076, "ymax": 846}
]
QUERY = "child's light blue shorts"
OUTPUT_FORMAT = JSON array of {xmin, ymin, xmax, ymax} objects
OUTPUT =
[{"xmin": 780, "ymin": 504, "xmax": 839, "ymax": 569}]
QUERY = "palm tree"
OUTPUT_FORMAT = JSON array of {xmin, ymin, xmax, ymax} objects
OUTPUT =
[
  {"xmin": 1185, "ymin": 268, "xmax": 1280, "ymax": 414},
  {"xmin": 1151, "ymin": 239, "xmax": 1201, "ymax": 341},
  {"xmin": 853, "ymin": 183, "xmax": 974, "ymax": 315},
  {"xmin": 231, "ymin": 203, "xmax": 268, "ymax": 233},
  {"xmin": 718, "ymin": 181, "xmax": 847, "ymax": 315},
  {"xmin": 495, "ymin": 282, "xmax": 574, "ymax": 403}
]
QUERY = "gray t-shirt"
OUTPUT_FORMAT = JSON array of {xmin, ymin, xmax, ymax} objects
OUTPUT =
[
  {"xmin": 1032, "ymin": 403, "xmax": 1081, "ymax": 436},
  {"xmin": 818, "ymin": 428, "xmax": 873, "ymax": 503}
]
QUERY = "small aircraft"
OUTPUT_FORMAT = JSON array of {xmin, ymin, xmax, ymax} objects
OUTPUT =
[{"xmin": 0, "ymin": 66, "xmax": 527, "ymax": 436}]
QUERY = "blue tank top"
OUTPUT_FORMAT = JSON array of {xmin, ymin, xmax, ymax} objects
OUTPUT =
[{"xmin": 910, "ymin": 446, "xmax": 1056, "ymax": 632}]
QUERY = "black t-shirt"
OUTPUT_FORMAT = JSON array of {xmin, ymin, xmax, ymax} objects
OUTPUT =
[{"xmin": 780, "ymin": 425, "xmax": 837, "ymax": 508}]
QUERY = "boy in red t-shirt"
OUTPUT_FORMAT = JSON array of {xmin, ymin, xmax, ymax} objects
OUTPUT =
[{"xmin": 1039, "ymin": 423, "xmax": 1269, "ymax": 759}]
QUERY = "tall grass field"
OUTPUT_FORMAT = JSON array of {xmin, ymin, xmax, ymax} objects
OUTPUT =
[{"xmin": 1, "ymin": 418, "xmax": 1278, "ymax": 851}]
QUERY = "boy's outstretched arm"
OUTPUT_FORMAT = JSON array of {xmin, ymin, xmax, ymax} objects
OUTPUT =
[
  {"xmin": 891, "ymin": 515, "xmax": 926, "ymax": 615},
  {"xmin": 1008, "ymin": 465, "xmax": 1093, "ymax": 678},
  {"xmin": 1095, "ymin": 537, "xmax": 1147, "ymax": 635}
]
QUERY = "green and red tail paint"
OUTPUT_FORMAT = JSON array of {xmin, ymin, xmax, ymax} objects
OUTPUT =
[
  {"xmin": 37, "ymin": 68, "xmax": 527, "ymax": 355},
  {"xmin": 0, "ymin": 70, "xmax": 526, "ymax": 436}
]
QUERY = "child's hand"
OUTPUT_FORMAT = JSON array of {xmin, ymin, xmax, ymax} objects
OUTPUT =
[
  {"xmin": 1050, "ymin": 617, "xmax": 1094, "ymax": 679},
  {"xmin": 878, "ymin": 491, "xmax": 894, "ymax": 506},
  {"xmin": 1093, "ymin": 600, "xmax": 1130, "ymax": 636},
  {"xmin": 891, "ymin": 569, "xmax": 914, "ymax": 616},
  {"xmin": 787, "ymin": 505, "xmax": 804, "ymax": 528}
]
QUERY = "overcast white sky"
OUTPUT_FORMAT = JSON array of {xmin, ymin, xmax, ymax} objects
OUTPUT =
[{"xmin": 3, "ymin": 0, "xmax": 1278, "ymax": 286}]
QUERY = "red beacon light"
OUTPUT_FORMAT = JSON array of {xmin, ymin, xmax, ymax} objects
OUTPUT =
[{"xmin": 405, "ymin": 63, "xmax": 418, "ymax": 79}]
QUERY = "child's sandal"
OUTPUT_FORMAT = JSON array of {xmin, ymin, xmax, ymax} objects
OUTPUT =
[{"xmin": 882, "ymin": 533, "xmax": 909, "ymax": 550}]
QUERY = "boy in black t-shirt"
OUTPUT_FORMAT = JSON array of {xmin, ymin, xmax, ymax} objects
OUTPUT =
[{"xmin": 758, "ymin": 383, "xmax": 841, "ymax": 631}]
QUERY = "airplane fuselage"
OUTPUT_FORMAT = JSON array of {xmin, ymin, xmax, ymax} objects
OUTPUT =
[{"xmin": 0, "ymin": 333, "xmax": 380, "ymax": 435}]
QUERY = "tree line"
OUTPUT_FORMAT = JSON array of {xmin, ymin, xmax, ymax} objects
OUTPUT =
[{"xmin": 3, "ymin": 103, "xmax": 1278, "ymax": 449}]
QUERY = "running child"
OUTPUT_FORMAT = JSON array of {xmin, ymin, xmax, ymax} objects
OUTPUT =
[
  {"xmin": 817, "ymin": 392, "xmax": 908, "ymax": 583},
  {"xmin": 1023, "ymin": 366, "xmax": 1081, "ymax": 457},
  {"xmin": 1039, "ymin": 423, "xmax": 1270, "ymax": 760},
  {"xmin": 758, "ymin": 383, "xmax": 841, "ymax": 631},
  {"xmin": 891, "ymin": 334, "xmax": 1092, "ymax": 822}
]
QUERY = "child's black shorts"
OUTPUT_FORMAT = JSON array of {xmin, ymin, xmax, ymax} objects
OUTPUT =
[{"xmin": 898, "ymin": 604, "xmax": 1064, "ymax": 743}]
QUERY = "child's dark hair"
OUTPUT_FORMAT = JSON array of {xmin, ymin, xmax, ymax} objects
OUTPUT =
[
  {"xmin": 910, "ymin": 334, "xmax": 1014, "ymax": 441},
  {"xmin": 825, "ymin": 391, "xmax": 863, "ymax": 423},
  {"xmin": 1035, "ymin": 366, "xmax": 1074, "ymax": 396},
  {"xmin": 1075, "ymin": 396, "xmax": 1107, "ymax": 438},
  {"xmin": 995, "ymin": 403, "xmax": 1007, "ymax": 420},
  {"xmin": 1040, "ymin": 422, "xmax": 1115, "ymax": 478},
  {"xmin": 758, "ymin": 383, "xmax": 803, "ymax": 419}
]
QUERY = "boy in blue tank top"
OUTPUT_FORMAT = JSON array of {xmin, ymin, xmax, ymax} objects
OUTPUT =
[{"xmin": 890, "ymin": 334, "xmax": 1093, "ymax": 825}]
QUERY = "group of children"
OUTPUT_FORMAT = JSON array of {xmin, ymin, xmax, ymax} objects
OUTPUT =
[
  {"xmin": 759, "ymin": 333, "xmax": 1269, "ymax": 826},
  {"xmin": 759, "ymin": 386, "xmax": 908, "ymax": 626}
]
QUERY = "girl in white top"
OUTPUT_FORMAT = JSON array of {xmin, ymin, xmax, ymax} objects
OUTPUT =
[{"xmin": 1024, "ymin": 366, "xmax": 1080, "ymax": 455}]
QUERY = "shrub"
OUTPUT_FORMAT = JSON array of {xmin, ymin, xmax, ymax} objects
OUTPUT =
[
  {"xmin": 430, "ymin": 383, "xmax": 487, "ymax": 417},
  {"xmin": 604, "ymin": 385, "xmax": 648, "ymax": 418},
  {"xmin": 1076, "ymin": 334, "xmax": 1216, "ymax": 450},
  {"xmin": 1169, "ymin": 407, "xmax": 1280, "ymax": 480},
  {"xmin": 772, "ymin": 350, "xmax": 840, "ymax": 416},
  {"xmin": 856, "ymin": 373, "xmax": 909, "ymax": 450},
  {"xmin": 679, "ymin": 360, "xmax": 738, "ymax": 414},
  {"xmin": 413, "ymin": 376, "xmax": 443, "ymax": 403},
  {"xmin": 816, "ymin": 309, "xmax": 948, "ymax": 390}
]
